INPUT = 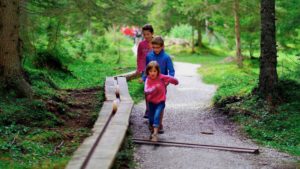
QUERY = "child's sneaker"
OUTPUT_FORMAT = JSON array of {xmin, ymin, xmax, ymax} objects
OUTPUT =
[
  {"xmin": 151, "ymin": 134, "xmax": 158, "ymax": 142},
  {"xmin": 158, "ymin": 125, "xmax": 164, "ymax": 134},
  {"xmin": 143, "ymin": 110, "xmax": 149, "ymax": 119}
]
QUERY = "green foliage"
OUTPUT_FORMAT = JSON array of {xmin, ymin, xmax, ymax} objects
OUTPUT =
[
  {"xmin": 33, "ymin": 48, "xmax": 71, "ymax": 72},
  {"xmin": 0, "ymin": 98, "xmax": 62, "ymax": 127},
  {"xmin": 277, "ymin": 51, "xmax": 300, "ymax": 83},
  {"xmin": 1, "ymin": 27, "xmax": 137, "ymax": 168},
  {"xmin": 148, "ymin": 0, "xmax": 186, "ymax": 34},
  {"xmin": 24, "ymin": 30, "xmax": 136, "ymax": 90},
  {"xmin": 276, "ymin": 0, "xmax": 300, "ymax": 47},
  {"xmin": 128, "ymin": 79, "xmax": 144, "ymax": 103},
  {"xmin": 112, "ymin": 130, "xmax": 136, "ymax": 169},
  {"xmin": 2, "ymin": 0, "xmax": 299, "ymax": 167},
  {"xmin": 0, "ymin": 124, "xmax": 89, "ymax": 169},
  {"xmin": 51, "ymin": 33, "xmax": 135, "ymax": 89},
  {"xmin": 2, "ymin": 0, "xmax": 150, "ymax": 167},
  {"xmin": 204, "ymin": 0, "xmax": 300, "ymax": 53},
  {"xmin": 233, "ymin": 92, "xmax": 300, "ymax": 155},
  {"xmin": 213, "ymin": 74, "xmax": 257, "ymax": 105},
  {"xmin": 169, "ymin": 24, "xmax": 193, "ymax": 40},
  {"xmin": 239, "ymin": 1, "xmax": 260, "ymax": 57}
]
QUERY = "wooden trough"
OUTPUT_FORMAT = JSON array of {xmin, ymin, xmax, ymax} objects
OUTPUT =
[{"xmin": 66, "ymin": 76, "xmax": 134, "ymax": 169}]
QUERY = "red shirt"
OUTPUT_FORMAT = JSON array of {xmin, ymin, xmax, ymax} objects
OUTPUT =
[
  {"xmin": 137, "ymin": 40, "xmax": 152, "ymax": 72},
  {"xmin": 144, "ymin": 74, "xmax": 179, "ymax": 104}
]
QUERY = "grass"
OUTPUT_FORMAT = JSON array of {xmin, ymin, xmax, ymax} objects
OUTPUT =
[
  {"xmin": 128, "ymin": 78, "xmax": 144, "ymax": 104},
  {"xmin": 0, "ymin": 31, "xmax": 138, "ymax": 168},
  {"xmin": 0, "ymin": 123, "xmax": 90, "ymax": 169},
  {"xmin": 232, "ymin": 95, "xmax": 300, "ymax": 155},
  {"xmin": 171, "ymin": 45, "xmax": 300, "ymax": 156},
  {"xmin": 112, "ymin": 130, "xmax": 136, "ymax": 169}
]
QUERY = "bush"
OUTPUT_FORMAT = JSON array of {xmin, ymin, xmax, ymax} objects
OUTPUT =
[
  {"xmin": 33, "ymin": 48, "xmax": 71, "ymax": 72},
  {"xmin": 169, "ymin": 24, "xmax": 193, "ymax": 40}
]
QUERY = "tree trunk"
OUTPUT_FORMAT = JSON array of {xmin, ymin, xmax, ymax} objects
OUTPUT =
[
  {"xmin": 0, "ymin": 0, "xmax": 33, "ymax": 98},
  {"xmin": 191, "ymin": 26, "xmax": 195, "ymax": 53},
  {"xmin": 258, "ymin": 0, "xmax": 278, "ymax": 103},
  {"xmin": 234, "ymin": 0, "xmax": 243, "ymax": 68},
  {"xmin": 20, "ymin": 0, "xmax": 35, "ymax": 66},
  {"xmin": 197, "ymin": 20, "xmax": 203, "ymax": 48}
]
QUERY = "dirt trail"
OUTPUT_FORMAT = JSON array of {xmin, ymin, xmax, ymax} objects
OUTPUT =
[{"xmin": 130, "ymin": 62, "xmax": 298, "ymax": 169}]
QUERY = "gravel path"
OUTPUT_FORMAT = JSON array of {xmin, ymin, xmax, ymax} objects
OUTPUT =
[{"xmin": 130, "ymin": 62, "xmax": 298, "ymax": 169}]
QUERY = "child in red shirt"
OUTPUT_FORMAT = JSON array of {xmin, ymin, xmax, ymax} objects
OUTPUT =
[
  {"xmin": 144, "ymin": 61, "xmax": 179, "ymax": 142},
  {"xmin": 137, "ymin": 24, "xmax": 154, "ymax": 118},
  {"xmin": 137, "ymin": 24, "xmax": 153, "ymax": 78}
]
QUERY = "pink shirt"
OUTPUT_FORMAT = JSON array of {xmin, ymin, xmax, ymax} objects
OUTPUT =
[
  {"xmin": 137, "ymin": 40, "xmax": 152, "ymax": 72},
  {"xmin": 144, "ymin": 74, "xmax": 179, "ymax": 104}
]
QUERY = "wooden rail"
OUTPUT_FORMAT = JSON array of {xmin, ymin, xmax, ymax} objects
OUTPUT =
[
  {"xmin": 113, "ymin": 71, "xmax": 139, "ymax": 81},
  {"xmin": 133, "ymin": 138, "xmax": 259, "ymax": 154},
  {"xmin": 66, "ymin": 76, "xmax": 134, "ymax": 169}
]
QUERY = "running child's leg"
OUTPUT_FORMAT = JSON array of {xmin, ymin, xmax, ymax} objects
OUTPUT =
[
  {"xmin": 142, "ymin": 71, "xmax": 149, "ymax": 118},
  {"xmin": 148, "ymin": 102, "xmax": 156, "ymax": 134},
  {"xmin": 159, "ymin": 87, "xmax": 167, "ymax": 133},
  {"xmin": 159, "ymin": 109, "xmax": 164, "ymax": 133},
  {"xmin": 151, "ymin": 102, "xmax": 165, "ymax": 141},
  {"xmin": 144, "ymin": 97, "xmax": 149, "ymax": 118}
]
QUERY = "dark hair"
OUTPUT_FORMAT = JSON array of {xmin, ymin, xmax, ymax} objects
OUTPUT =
[
  {"xmin": 142, "ymin": 24, "xmax": 154, "ymax": 33},
  {"xmin": 146, "ymin": 61, "xmax": 160, "ymax": 76},
  {"xmin": 151, "ymin": 36, "xmax": 164, "ymax": 46}
]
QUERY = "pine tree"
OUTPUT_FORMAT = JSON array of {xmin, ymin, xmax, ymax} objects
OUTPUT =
[
  {"xmin": 0, "ymin": 0, "xmax": 32, "ymax": 98},
  {"xmin": 258, "ymin": 0, "xmax": 278, "ymax": 103}
]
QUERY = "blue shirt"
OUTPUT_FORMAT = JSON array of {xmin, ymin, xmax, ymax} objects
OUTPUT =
[{"xmin": 143, "ymin": 49, "xmax": 175, "ymax": 80}]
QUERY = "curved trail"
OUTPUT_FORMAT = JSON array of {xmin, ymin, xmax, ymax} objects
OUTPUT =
[{"xmin": 130, "ymin": 62, "xmax": 298, "ymax": 169}]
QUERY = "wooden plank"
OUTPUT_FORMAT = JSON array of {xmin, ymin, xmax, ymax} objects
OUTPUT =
[
  {"xmin": 84, "ymin": 101, "xmax": 133, "ymax": 169},
  {"xmin": 66, "ymin": 135, "xmax": 98, "ymax": 169},
  {"xmin": 110, "ymin": 101, "xmax": 133, "ymax": 126},
  {"xmin": 105, "ymin": 77, "xmax": 117, "ymax": 101},
  {"xmin": 67, "ymin": 76, "xmax": 134, "ymax": 169},
  {"xmin": 85, "ymin": 124, "xmax": 128, "ymax": 169},
  {"xmin": 116, "ymin": 77, "xmax": 132, "ymax": 101}
]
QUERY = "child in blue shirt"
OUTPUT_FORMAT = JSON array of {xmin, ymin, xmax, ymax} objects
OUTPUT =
[{"xmin": 143, "ymin": 36, "xmax": 175, "ymax": 133}]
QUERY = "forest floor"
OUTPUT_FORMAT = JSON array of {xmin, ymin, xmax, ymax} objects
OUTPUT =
[
  {"xmin": 0, "ymin": 86, "xmax": 102, "ymax": 168},
  {"xmin": 50, "ymin": 87, "xmax": 101, "ymax": 129},
  {"xmin": 130, "ymin": 62, "xmax": 299, "ymax": 169}
]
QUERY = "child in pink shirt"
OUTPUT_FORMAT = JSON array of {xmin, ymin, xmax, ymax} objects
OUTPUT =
[
  {"xmin": 136, "ymin": 24, "xmax": 153, "ymax": 76},
  {"xmin": 144, "ymin": 61, "xmax": 179, "ymax": 142},
  {"xmin": 137, "ymin": 24, "xmax": 154, "ymax": 118}
]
